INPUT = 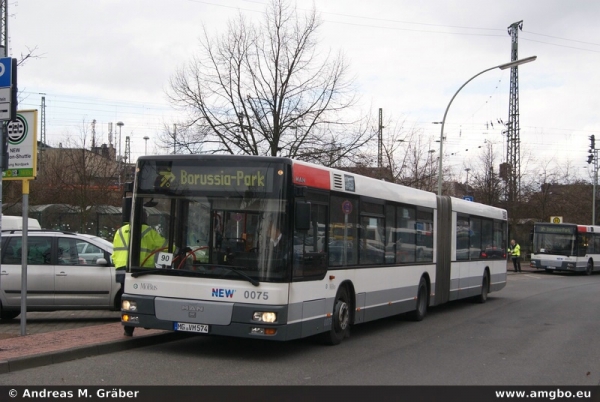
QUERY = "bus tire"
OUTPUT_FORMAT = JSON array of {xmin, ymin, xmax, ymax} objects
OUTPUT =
[
  {"xmin": 123, "ymin": 326, "xmax": 135, "ymax": 337},
  {"xmin": 409, "ymin": 277, "xmax": 428, "ymax": 322},
  {"xmin": 476, "ymin": 270, "xmax": 489, "ymax": 304},
  {"xmin": 322, "ymin": 287, "xmax": 351, "ymax": 345},
  {"xmin": 586, "ymin": 260, "xmax": 593, "ymax": 276}
]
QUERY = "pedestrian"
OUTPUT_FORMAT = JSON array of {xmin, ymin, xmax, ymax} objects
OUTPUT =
[
  {"xmin": 113, "ymin": 210, "xmax": 166, "ymax": 271},
  {"xmin": 113, "ymin": 210, "xmax": 166, "ymax": 336},
  {"xmin": 509, "ymin": 239, "xmax": 522, "ymax": 272}
]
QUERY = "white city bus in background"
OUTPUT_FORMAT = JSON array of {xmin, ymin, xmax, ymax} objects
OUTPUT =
[
  {"xmin": 530, "ymin": 222, "xmax": 600, "ymax": 275},
  {"xmin": 121, "ymin": 155, "xmax": 507, "ymax": 344}
]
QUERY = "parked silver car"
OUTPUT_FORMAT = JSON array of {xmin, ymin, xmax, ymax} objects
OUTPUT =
[{"xmin": 0, "ymin": 230, "xmax": 118, "ymax": 320}]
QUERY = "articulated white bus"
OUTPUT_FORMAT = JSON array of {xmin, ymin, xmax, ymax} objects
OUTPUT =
[
  {"xmin": 530, "ymin": 222, "xmax": 600, "ymax": 275},
  {"xmin": 121, "ymin": 155, "xmax": 507, "ymax": 344}
]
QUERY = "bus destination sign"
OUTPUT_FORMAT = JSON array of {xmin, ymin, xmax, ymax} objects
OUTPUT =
[
  {"xmin": 141, "ymin": 163, "xmax": 276, "ymax": 193},
  {"xmin": 534, "ymin": 224, "xmax": 575, "ymax": 235}
]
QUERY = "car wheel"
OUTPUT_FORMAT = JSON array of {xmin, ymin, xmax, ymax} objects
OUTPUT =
[{"xmin": 0, "ymin": 309, "xmax": 20, "ymax": 320}]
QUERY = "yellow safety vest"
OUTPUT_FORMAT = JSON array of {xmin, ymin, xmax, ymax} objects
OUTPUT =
[
  {"xmin": 112, "ymin": 224, "xmax": 166, "ymax": 268},
  {"xmin": 511, "ymin": 243, "xmax": 521, "ymax": 257},
  {"xmin": 112, "ymin": 224, "xmax": 130, "ymax": 268}
]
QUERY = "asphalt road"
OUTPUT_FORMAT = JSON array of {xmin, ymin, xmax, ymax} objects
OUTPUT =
[{"xmin": 0, "ymin": 271, "xmax": 599, "ymax": 386}]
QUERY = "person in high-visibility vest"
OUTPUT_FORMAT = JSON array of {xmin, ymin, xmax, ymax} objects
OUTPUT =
[
  {"xmin": 113, "ymin": 211, "xmax": 166, "ymax": 337},
  {"xmin": 113, "ymin": 210, "xmax": 166, "ymax": 272},
  {"xmin": 509, "ymin": 239, "xmax": 522, "ymax": 272}
]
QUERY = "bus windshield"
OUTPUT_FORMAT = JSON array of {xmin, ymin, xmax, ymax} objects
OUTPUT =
[
  {"xmin": 129, "ymin": 157, "xmax": 290, "ymax": 283},
  {"xmin": 533, "ymin": 225, "xmax": 578, "ymax": 257}
]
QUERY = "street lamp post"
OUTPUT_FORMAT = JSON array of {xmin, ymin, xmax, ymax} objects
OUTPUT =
[
  {"xmin": 143, "ymin": 136, "xmax": 150, "ymax": 155},
  {"xmin": 465, "ymin": 168, "xmax": 471, "ymax": 195},
  {"xmin": 436, "ymin": 56, "xmax": 537, "ymax": 196}
]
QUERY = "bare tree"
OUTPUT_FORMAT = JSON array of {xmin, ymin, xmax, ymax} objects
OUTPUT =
[
  {"xmin": 469, "ymin": 141, "xmax": 504, "ymax": 206},
  {"xmin": 392, "ymin": 130, "xmax": 439, "ymax": 191},
  {"xmin": 165, "ymin": 0, "xmax": 373, "ymax": 165},
  {"xmin": 16, "ymin": 45, "xmax": 44, "ymax": 67}
]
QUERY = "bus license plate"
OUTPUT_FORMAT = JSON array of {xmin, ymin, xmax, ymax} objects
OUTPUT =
[
  {"xmin": 547, "ymin": 266, "xmax": 555, "ymax": 270},
  {"xmin": 174, "ymin": 322, "xmax": 209, "ymax": 333}
]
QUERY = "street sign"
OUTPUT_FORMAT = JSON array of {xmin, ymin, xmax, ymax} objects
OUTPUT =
[
  {"xmin": 2, "ymin": 110, "xmax": 38, "ymax": 180},
  {"xmin": 342, "ymin": 200, "xmax": 353, "ymax": 215},
  {"xmin": 0, "ymin": 57, "xmax": 15, "ymax": 121},
  {"xmin": 0, "ymin": 57, "xmax": 12, "ymax": 87},
  {"xmin": 463, "ymin": 195, "xmax": 474, "ymax": 202}
]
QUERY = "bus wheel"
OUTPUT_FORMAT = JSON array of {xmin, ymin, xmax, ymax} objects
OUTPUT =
[
  {"xmin": 476, "ymin": 271, "xmax": 489, "ymax": 304},
  {"xmin": 123, "ymin": 326, "xmax": 135, "ymax": 337},
  {"xmin": 409, "ymin": 277, "xmax": 428, "ymax": 322},
  {"xmin": 322, "ymin": 287, "xmax": 351, "ymax": 345},
  {"xmin": 586, "ymin": 260, "xmax": 593, "ymax": 276}
]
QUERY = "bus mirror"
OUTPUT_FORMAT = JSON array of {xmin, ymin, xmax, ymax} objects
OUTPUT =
[
  {"xmin": 122, "ymin": 196, "xmax": 132, "ymax": 224},
  {"xmin": 295, "ymin": 201, "xmax": 311, "ymax": 231}
]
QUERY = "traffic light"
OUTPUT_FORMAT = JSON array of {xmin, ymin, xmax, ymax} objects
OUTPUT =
[
  {"xmin": 588, "ymin": 153, "xmax": 594, "ymax": 164},
  {"xmin": 590, "ymin": 135, "xmax": 596, "ymax": 150}
]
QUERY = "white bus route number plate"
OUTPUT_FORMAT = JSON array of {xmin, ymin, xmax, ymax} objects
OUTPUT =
[{"xmin": 174, "ymin": 322, "xmax": 209, "ymax": 333}]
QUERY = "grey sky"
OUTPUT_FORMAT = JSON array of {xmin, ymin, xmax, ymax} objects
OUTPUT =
[{"xmin": 9, "ymin": 0, "xmax": 600, "ymax": 180}]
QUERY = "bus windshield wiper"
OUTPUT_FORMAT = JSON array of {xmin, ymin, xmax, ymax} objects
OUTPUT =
[
  {"xmin": 196, "ymin": 264, "xmax": 260, "ymax": 287},
  {"xmin": 217, "ymin": 265, "xmax": 260, "ymax": 287}
]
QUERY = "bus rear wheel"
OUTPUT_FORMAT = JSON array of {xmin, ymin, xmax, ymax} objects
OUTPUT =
[
  {"xmin": 409, "ymin": 277, "xmax": 428, "ymax": 322},
  {"xmin": 476, "ymin": 270, "xmax": 489, "ymax": 304},
  {"xmin": 322, "ymin": 287, "xmax": 351, "ymax": 345},
  {"xmin": 586, "ymin": 260, "xmax": 593, "ymax": 276}
]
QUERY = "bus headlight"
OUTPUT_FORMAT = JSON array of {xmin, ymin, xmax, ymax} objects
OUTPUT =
[
  {"xmin": 252, "ymin": 311, "xmax": 277, "ymax": 323},
  {"xmin": 122, "ymin": 300, "xmax": 137, "ymax": 311}
]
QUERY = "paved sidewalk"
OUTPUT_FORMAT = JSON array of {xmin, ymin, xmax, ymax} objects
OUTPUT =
[{"xmin": 0, "ymin": 311, "xmax": 180, "ymax": 374}]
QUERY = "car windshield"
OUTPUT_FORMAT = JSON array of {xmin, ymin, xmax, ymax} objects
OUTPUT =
[{"xmin": 129, "ymin": 196, "xmax": 289, "ymax": 283}]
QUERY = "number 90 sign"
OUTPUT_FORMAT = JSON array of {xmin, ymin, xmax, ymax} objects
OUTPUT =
[{"xmin": 157, "ymin": 252, "xmax": 173, "ymax": 266}]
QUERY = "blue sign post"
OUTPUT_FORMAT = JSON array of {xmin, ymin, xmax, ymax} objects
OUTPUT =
[
  {"xmin": 0, "ymin": 57, "xmax": 12, "ymax": 87},
  {"xmin": 463, "ymin": 195, "xmax": 474, "ymax": 202},
  {"xmin": 0, "ymin": 57, "xmax": 15, "ymax": 121}
]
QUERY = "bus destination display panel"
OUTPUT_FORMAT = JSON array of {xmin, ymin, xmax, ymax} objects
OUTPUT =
[{"xmin": 137, "ymin": 160, "xmax": 282, "ymax": 195}]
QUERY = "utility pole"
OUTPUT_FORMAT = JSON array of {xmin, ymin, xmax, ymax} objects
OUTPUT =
[
  {"xmin": 587, "ymin": 135, "xmax": 597, "ymax": 225},
  {"xmin": 124, "ymin": 136, "xmax": 130, "ymax": 182},
  {"xmin": 0, "ymin": 0, "xmax": 6, "ymax": 58},
  {"xmin": 378, "ymin": 108, "xmax": 383, "ymax": 168},
  {"xmin": 173, "ymin": 124, "xmax": 177, "ymax": 154},
  {"xmin": 40, "ymin": 95, "xmax": 46, "ymax": 160},
  {"xmin": 506, "ymin": 20, "xmax": 523, "ymax": 203}
]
